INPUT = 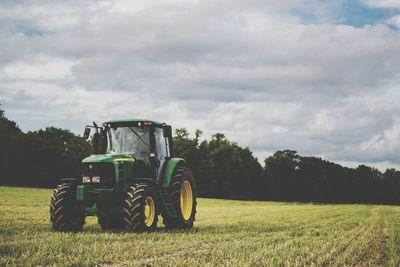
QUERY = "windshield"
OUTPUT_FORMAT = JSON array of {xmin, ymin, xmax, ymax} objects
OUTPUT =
[{"xmin": 107, "ymin": 126, "xmax": 150, "ymax": 158}]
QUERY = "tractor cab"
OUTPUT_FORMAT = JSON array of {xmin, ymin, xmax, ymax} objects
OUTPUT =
[{"xmin": 83, "ymin": 119, "xmax": 173, "ymax": 183}]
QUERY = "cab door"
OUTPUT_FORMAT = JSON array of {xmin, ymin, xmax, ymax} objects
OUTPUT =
[{"xmin": 154, "ymin": 127, "xmax": 170, "ymax": 183}]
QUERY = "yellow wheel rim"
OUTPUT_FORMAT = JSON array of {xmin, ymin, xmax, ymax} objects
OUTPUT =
[
  {"xmin": 180, "ymin": 181, "xmax": 193, "ymax": 220},
  {"xmin": 144, "ymin": 196, "xmax": 155, "ymax": 227}
]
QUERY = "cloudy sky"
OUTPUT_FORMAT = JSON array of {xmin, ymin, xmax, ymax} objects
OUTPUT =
[{"xmin": 1, "ymin": 0, "xmax": 400, "ymax": 169}]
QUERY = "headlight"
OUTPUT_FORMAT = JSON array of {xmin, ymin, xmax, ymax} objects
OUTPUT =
[
  {"xmin": 92, "ymin": 176, "xmax": 101, "ymax": 183},
  {"xmin": 82, "ymin": 176, "xmax": 91, "ymax": 183}
]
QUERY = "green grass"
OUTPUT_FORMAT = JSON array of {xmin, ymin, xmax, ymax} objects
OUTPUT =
[{"xmin": 1, "ymin": 186, "xmax": 400, "ymax": 266}]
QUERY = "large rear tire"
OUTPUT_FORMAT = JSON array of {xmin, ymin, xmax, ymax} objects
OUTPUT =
[
  {"xmin": 50, "ymin": 183, "xmax": 84, "ymax": 232},
  {"xmin": 162, "ymin": 166, "xmax": 197, "ymax": 229},
  {"xmin": 123, "ymin": 183, "xmax": 158, "ymax": 232}
]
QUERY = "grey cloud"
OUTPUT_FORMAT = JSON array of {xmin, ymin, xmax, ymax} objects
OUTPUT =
[{"xmin": 1, "ymin": 0, "xmax": 400, "ymax": 169}]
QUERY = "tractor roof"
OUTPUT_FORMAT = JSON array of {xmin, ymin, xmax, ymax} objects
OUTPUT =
[{"xmin": 103, "ymin": 118, "xmax": 163, "ymax": 126}]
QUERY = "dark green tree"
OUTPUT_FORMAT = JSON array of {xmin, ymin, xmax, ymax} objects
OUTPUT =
[
  {"xmin": 0, "ymin": 107, "xmax": 23, "ymax": 184},
  {"xmin": 19, "ymin": 127, "xmax": 91, "ymax": 186},
  {"xmin": 264, "ymin": 150, "xmax": 300, "ymax": 200},
  {"xmin": 173, "ymin": 129, "xmax": 264, "ymax": 199}
]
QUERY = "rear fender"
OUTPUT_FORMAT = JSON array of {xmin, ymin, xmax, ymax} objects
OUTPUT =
[{"xmin": 162, "ymin": 158, "xmax": 186, "ymax": 188}]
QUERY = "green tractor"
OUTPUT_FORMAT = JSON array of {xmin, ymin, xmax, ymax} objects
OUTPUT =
[{"xmin": 49, "ymin": 119, "xmax": 197, "ymax": 232}]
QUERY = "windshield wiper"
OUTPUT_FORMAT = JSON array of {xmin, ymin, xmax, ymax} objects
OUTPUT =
[{"xmin": 128, "ymin": 127, "xmax": 148, "ymax": 146}]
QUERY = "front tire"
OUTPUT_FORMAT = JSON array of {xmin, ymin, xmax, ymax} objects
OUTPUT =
[
  {"xmin": 162, "ymin": 166, "xmax": 197, "ymax": 229},
  {"xmin": 50, "ymin": 183, "xmax": 84, "ymax": 231},
  {"xmin": 123, "ymin": 183, "xmax": 158, "ymax": 232}
]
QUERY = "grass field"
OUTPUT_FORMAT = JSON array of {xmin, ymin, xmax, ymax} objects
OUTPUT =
[{"xmin": 1, "ymin": 186, "xmax": 400, "ymax": 266}]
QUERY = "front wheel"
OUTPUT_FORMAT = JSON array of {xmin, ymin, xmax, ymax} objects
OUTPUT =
[
  {"xmin": 162, "ymin": 166, "xmax": 197, "ymax": 229},
  {"xmin": 49, "ymin": 183, "xmax": 84, "ymax": 231},
  {"xmin": 123, "ymin": 183, "xmax": 159, "ymax": 232}
]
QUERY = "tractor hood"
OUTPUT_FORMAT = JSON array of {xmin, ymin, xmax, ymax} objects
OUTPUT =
[{"xmin": 82, "ymin": 154, "xmax": 135, "ymax": 164}]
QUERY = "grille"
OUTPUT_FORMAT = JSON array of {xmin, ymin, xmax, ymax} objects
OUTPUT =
[{"xmin": 82, "ymin": 162, "xmax": 115, "ymax": 185}]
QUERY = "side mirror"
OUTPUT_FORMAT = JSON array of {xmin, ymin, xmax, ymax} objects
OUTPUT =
[
  {"xmin": 83, "ymin": 127, "xmax": 91, "ymax": 139},
  {"xmin": 163, "ymin": 125, "xmax": 172, "ymax": 138}
]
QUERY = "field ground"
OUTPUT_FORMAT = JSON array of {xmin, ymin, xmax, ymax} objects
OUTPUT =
[{"xmin": 1, "ymin": 186, "xmax": 400, "ymax": 266}]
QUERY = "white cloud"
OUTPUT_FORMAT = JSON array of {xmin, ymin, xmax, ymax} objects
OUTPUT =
[
  {"xmin": 387, "ymin": 14, "xmax": 400, "ymax": 27},
  {"xmin": 309, "ymin": 112, "xmax": 336, "ymax": 137},
  {"xmin": 1, "ymin": 0, "xmax": 400, "ymax": 170},
  {"xmin": 360, "ymin": 118, "xmax": 400, "ymax": 161},
  {"xmin": 110, "ymin": 0, "xmax": 156, "ymax": 14},
  {"xmin": 361, "ymin": 0, "xmax": 400, "ymax": 8},
  {"xmin": 4, "ymin": 57, "xmax": 75, "ymax": 80}
]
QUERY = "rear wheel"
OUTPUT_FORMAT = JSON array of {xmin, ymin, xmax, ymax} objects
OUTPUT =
[
  {"xmin": 162, "ymin": 166, "xmax": 197, "ymax": 229},
  {"xmin": 123, "ymin": 183, "xmax": 158, "ymax": 232},
  {"xmin": 50, "ymin": 183, "xmax": 84, "ymax": 231}
]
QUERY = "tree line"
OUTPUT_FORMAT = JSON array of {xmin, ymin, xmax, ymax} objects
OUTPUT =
[
  {"xmin": 1, "ymin": 107, "xmax": 399, "ymax": 204},
  {"xmin": 175, "ymin": 129, "xmax": 400, "ymax": 204},
  {"xmin": 0, "ymin": 108, "xmax": 91, "ymax": 187}
]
